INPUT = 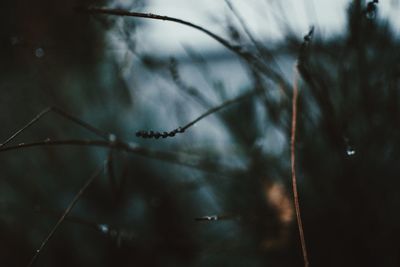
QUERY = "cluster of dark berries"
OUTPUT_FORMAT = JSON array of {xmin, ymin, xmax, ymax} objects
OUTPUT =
[{"xmin": 135, "ymin": 127, "xmax": 185, "ymax": 139}]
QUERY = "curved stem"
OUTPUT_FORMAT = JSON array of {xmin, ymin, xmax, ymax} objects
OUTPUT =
[
  {"xmin": 75, "ymin": 6, "xmax": 286, "ymax": 86},
  {"xmin": 0, "ymin": 139, "xmax": 233, "ymax": 175}
]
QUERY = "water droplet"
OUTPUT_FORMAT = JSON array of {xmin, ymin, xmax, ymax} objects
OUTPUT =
[
  {"xmin": 35, "ymin": 47, "xmax": 45, "ymax": 58},
  {"xmin": 36, "ymin": 249, "xmax": 40, "ymax": 253},
  {"xmin": 344, "ymin": 136, "xmax": 356, "ymax": 157},
  {"xmin": 208, "ymin": 215, "xmax": 218, "ymax": 221},
  {"xmin": 18, "ymin": 143, "xmax": 25, "ymax": 146},
  {"xmin": 346, "ymin": 147, "xmax": 356, "ymax": 156},
  {"xmin": 44, "ymin": 138, "xmax": 51, "ymax": 143},
  {"xmin": 108, "ymin": 134, "xmax": 117, "ymax": 143},
  {"xmin": 98, "ymin": 224, "xmax": 109, "ymax": 234},
  {"xmin": 195, "ymin": 215, "xmax": 219, "ymax": 221}
]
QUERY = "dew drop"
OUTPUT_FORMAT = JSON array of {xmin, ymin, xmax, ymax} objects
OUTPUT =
[
  {"xmin": 346, "ymin": 147, "xmax": 356, "ymax": 156},
  {"xmin": 208, "ymin": 215, "xmax": 218, "ymax": 221},
  {"xmin": 35, "ymin": 47, "xmax": 45, "ymax": 58},
  {"xmin": 108, "ymin": 134, "xmax": 117, "ymax": 143},
  {"xmin": 344, "ymin": 136, "xmax": 356, "ymax": 157},
  {"xmin": 196, "ymin": 215, "xmax": 219, "ymax": 221},
  {"xmin": 98, "ymin": 224, "xmax": 109, "ymax": 234}
]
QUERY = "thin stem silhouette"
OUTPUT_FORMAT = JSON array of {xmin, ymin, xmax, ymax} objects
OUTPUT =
[
  {"xmin": 27, "ymin": 162, "xmax": 106, "ymax": 267},
  {"xmin": 0, "ymin": 107, "xmax": 51, "ymax": 148},
  {"xmin": 291, "ymin": 64, "xmax": 309, "ymax": 267},
  {"xmin": 75, "ymin": 6, "xmax": 287, "ymax": 87},
  {"xmin": 0, "ymin": 139, "xmax": 235, "ymax": 175},
  {"xmin": 181, "ymin": 91, "xmax": 253, "ymax": 130},
  {"xmin": 136, "ymin": 90, "xmax": 255, "ymax": 139},
  {"xmin": 0, "ymin": 106, "xmax": 109, "ymax": 149},
  {"xmin": 75, "ymin": 6, "xmax": 245, "ymax": 58},
  {"xmin": 224, "ymin": 0, "xmax": 284, "ymax": 76}
]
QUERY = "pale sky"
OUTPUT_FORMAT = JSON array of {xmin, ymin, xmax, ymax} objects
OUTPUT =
[{"xmin": 126, "ymin": 0, "xmax": 400, "ymax": 55}]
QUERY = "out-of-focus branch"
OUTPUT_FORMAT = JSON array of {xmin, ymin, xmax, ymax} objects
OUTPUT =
[
  {"xmin": 75, "ymin": 6, "xmax": 288, "ymax": 88},
  {"xmin": 0, "ymin": 106, "xmax": 109, "ymax": 149},
  {"xmin": 224, "ymin": 0, "xmax": 284, "ymax": 76},
  {"xmin": 0, "ymin": 139, "xmax": 236, "ymax": 175}
]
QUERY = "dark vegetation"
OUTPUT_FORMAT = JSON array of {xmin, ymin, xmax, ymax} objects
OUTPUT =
[{"xmin": 1, "ymin": 0, "xmax": 400, "ymax": 266}]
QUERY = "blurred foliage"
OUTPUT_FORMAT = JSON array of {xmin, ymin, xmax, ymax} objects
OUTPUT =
[{"xmin": 1, "ymin": 0, "xmax": 400, "ymax": 266}]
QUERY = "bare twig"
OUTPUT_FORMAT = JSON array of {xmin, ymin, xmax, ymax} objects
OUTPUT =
[
  {"xmin": 182, "ymin": 91, "xmax": 253, "ymax": 130},
  {"xmin": 0, "ymin": 139, "xmax": 235, "ymax": 175},
  {"xmin": 289, "ymin": 26, "xmax": 315, "ymax": 267},
  {"xmin": 34, "ymin": 206, "xmax": 100, "ymax": 231},
  {"xmin": 0, "ymin": 106, "xmax": 109, "ymax": 149},
  {"xmin": 75, "ymin": 6, "xmax": 244, "ymax": 57},
  {"xmin": 224, "ymin": 0, "xmax": 284, "ymax": 75},
  {"xmin": 75, "ymin": 6, "xmax": 287, "ymax": 87},
  {"xmin": 136, "ymin": 90, "xmax": 255, "ymax": 139},
  {"xmin": 51, "ymin": 107, "xmax": 110, "ymax": 140},
  {"xmin": 27, "ymin": 162, "xmax": 106, "ymax": 267},
  {"xmin": 0, "ymin": 107, "xmax": 51, "ymax": 148},
  {"xmin": 291, "ymin": 64, "xmax": 309, "ymax": 267},
  {"xmin": 169, "ymin": 57, "xmax": 212, "ymax": 108}
]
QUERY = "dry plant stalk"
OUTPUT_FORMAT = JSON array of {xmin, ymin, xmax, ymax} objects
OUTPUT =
[{"xmin": 291, "ymin": 64, "xmax": 309, "ymax": 267}]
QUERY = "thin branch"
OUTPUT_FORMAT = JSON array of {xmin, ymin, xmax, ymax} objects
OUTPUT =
[
  {"xmin": 0, "ymin": 139, "xmax": 236, "ymax": 175},
  {"xmin": 182, "ymin": 91, "xmax": 253, "ymax": 130},
  {"xmin": 0, "ymin": 106, "xmax": 109, "ymax": 149},
  {"xmin": 289, "ymin": 27, "xmax": 315, "ymax": 267},
  {"xmin": 51, "ymin": 107, "xmax": 110, "ymax": 140},
  {"xmin": 0, "ymin": 107, "xmax": 51, "ymax": 148},
  {"xmin": 27, "ymin": 162, "xmax": 106, "ymax": 267},
  {"xmin": 75, "ymin": 6, "xmax": 287, "ymax": 87},
  {"xmin": 136, "ymin": 90, "xmax": 255, "ymax": 139},
  {"xmin": 34, "ymin": 206, "xmax": 100, "ymax": 231},
  {"xmin": 291, "ymin": 64, "xmax": 309, "ymax": 267},
  {"xmin": 169, "ymin": 57, "xmax": 213, "ymax": 108},
  {"xmin": 75, "ymin": 6, "xmax": 243, "ymax": 57},
  {"xmin": 224, "ymin": 0, "xmax": 284, "ymax": 75}
]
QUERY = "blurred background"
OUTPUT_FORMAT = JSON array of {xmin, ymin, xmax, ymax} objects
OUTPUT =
[{"xmin": 1, "ymin": 0, "xmax": 400, "ymax": 266}]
